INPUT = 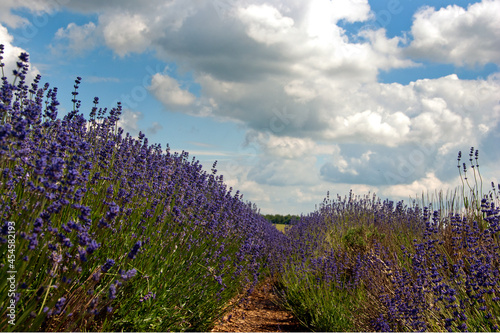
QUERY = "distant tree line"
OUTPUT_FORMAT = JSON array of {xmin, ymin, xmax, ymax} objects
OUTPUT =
[{"xmin": 262, "ymin": 214, "xmax": 300, "ymax": 225}]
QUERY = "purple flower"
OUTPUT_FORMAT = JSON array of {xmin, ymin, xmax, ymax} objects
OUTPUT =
[
  {"xmin": 18, "ymin": 52, "xmax": 29, "ymax": 63},
  {"xmin": 86, "ymin": 239, "xmax": 100, "ymax": 254},
  {"xmin": 93, "ymin": 271, "xmax": 101, "ymax": 282},
  {"xmin": 105, "ymin": 201, "xmax": 120, "ymax": 221},
  {"xmin": 128, "ymin": 241, "xmax": 142, "ymax": 259},
  {"xmin": 120, "ymin": 268, "xmax": 137, "ymax": 281},
  {"xmin": 77, "ymin": 232, "xmax": 91, "ymax": 246},
  {"xmin": 54, "ymin": 297, "xmax": 66, "ymax": 315},
  {"xmin": 49, "ymin": 251, "xmax": 63, "ymax": 264},
  {"xmin": 139, "ymin": 291, "xmax": 156, "ymax": 303},
  {"xmin": 101, "ymin": 258, "xmax": 115, "ymax": 273},
  {"xmin": 61, "ymin": 223, "xmax": 72, "ymax": 233},
  {"xmin": 97, "ymin": 218, "xmax": 110, "ymax": 228},
  {"xmin": 67, "ymin": 220, "xmax": 84, "ymax": 232},
  {"xmin": 62, "ymin": 237, "xmax": 73, "ymax": 248},
  {"xmin": 28, "ymin": 233, "xmax": 38, "ymax": 250},
  {"xmin": 1, "ymin": 221, "xmax": 11, "ymax": 235},
  {"xmin": 77, "ymin": 247, "xmax": 87, "ymax": 262},
  {"xmin": 109, "ymin": 283, "xmax": 117, "ymax": 300}
]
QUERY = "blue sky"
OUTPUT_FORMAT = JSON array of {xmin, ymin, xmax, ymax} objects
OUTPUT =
[{"xmin": 1, "ymin": 0, "xmax": 499, "ymax": 214}]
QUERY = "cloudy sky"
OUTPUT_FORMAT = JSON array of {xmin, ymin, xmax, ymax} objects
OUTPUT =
[{"xmin": 1, "ymin": 0, "xmax": 499, "ymax": 214}]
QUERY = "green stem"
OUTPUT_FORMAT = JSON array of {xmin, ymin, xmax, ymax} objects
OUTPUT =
[{"xmin": 38, "ymin": 278, "xmax": 54, "ymax": 315}]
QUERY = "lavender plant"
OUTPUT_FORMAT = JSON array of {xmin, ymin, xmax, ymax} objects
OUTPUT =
[
  {"xmin": 0, "ymin": 46, "xmax": 285, "ymax": 332},
  {"xmin": 274, "ymin": 193, "xmax": 424, "ymax": 331},
  {"xmin": 2, "ymin": 45, "xmax": 498, "ymax": 332},
  {"xmin": 275, "ymin": 177, "xmax": 500, "ymax": 331}
]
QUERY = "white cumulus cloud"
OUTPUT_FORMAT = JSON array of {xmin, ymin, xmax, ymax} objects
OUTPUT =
[
  {"xmin": 149, "ymin": 73, "xmax": 196, "ymax": 108},
  {"xmin": 407, "ymin": 0, "xmax": 500, "ymax": 66},
  {"xmin": 0, "ymin": 23, "xmax": 39, "ymax": 82},
  {"xmin": 2, "ymin": 0, "xmax": 500, "ymax": 214},
  {"xmin": 0, "ymin": 0, "xmax": 56, "ymax": 28},
  {"xmin": 238, "ymin": 4, "xmax": 295, "ymax": 45},
  {"xmin": 383, "ymin": 172, "xmax": 451, "ymax": 199},
  {"xmin": 51, "ymin": 22, "xmax": 99, "ymax": 56},
  {"xmin": 117, "ymin": 109, "xmax": 143, "ymax": 136}
]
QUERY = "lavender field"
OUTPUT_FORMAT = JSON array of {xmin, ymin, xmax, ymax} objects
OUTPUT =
[
  {"xmin": 275, "ymin": 186, "xmax": 500, "ymax": 331},
  {"xmin": 1, "ymin": 47, "xmax": 500, "ymax": 332}
]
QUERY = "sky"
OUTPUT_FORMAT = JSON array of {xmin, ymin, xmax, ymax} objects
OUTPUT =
[{"xmin": 1, "ymin": 0, "xmax": 499, "ymax": 214}]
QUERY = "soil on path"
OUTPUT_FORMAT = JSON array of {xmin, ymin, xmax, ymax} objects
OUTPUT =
[{"xmin": 211, "ymin": 279, "xmax": 307, "ymax": 332}]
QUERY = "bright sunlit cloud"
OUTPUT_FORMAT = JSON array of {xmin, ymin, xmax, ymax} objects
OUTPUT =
[{"xmin": 1, "ymin": 0, "xmax": 499, "ymax": 214}]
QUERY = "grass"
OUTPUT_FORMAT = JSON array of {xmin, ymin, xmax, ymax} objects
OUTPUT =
[
  {"xmin": 274, "ymin": 176, "xmax": 500, "ymax": 332},
  {"xmin": 273, "ymin": 223, "xmax": 288, "ymax": 233}
]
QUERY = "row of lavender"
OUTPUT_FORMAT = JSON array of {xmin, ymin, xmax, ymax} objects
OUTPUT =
[
  {"xmin": 0, "ymin": 47, "xmax": 285, "ymax": 331},
  {"xmin": 275, "ymin": 171, "xmax": 500, "ymax": 330}
]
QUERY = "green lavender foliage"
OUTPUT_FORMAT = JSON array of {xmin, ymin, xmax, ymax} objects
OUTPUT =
[
  {"xmin": 275, "ymin": 168, "xmax": 500, "ymax": 331},
  {"xmin": 0, "ymin": 47, "xmax": 284, "ymax": 332}
]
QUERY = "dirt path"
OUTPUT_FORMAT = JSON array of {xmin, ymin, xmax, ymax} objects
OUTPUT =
[{"xmin": 211, "ymin": 279, "xmax": 307, "ymax": 332}]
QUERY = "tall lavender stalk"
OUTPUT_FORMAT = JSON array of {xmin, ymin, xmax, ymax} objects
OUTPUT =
[{"xmin": 0, "ymin": 46, "xmax": 285, "ymax": 332}]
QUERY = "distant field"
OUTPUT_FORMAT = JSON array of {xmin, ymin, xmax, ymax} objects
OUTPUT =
[{"xmin": 273, "ymin": 223, "xmax": 288, "ymax": 232}]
